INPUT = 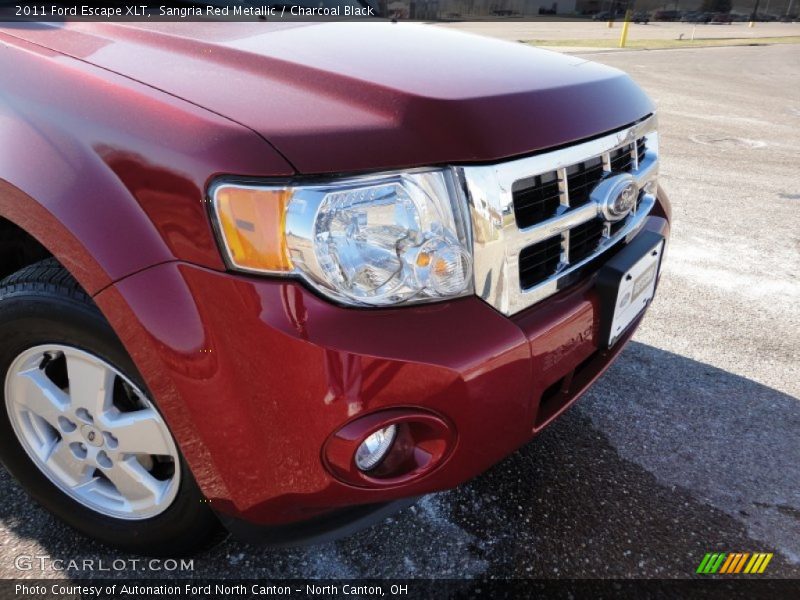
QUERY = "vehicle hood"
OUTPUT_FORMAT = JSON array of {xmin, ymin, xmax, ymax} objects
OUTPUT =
[{"xmin": 10, "ymin": 21, "xmax": 654, "ymax": 174}]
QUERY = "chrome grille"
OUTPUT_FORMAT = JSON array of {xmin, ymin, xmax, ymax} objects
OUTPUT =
[{"xmin": 458, "ymin": 115, "xmax": 659, "ymax": 316}]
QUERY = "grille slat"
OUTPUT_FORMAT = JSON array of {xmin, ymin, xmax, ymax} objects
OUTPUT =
[
  {"xmin": 637, "ymin": 138, "xmax": 646, "ymax": 164},
  {"xmin": 515, "ymin": 135, "xmax": 651, "ymax": 291},
  {"xmin": 519, "ymin": 236, "xmax": 562, "ymax": 289},
  {"xmin": 609, "ymin": 143, "xmax": 635, "ymax": 171},
  {"xmin": 568, "ymin": 220, "xmax": 605, "ymax": 264},
  {"xmin": 512, "ymin": 172, "xmax": 561, "ymax": 229},
  {"xmin": 515, "ymin": 192, "xmax": 561, "ymax": 211},
  {"xmin": 565, "ymin": 157, "xmax": 604, "ymax": 207},
  {"xmin": 609, "ymin": 219, "xmax": 627, "ymax": 237}
]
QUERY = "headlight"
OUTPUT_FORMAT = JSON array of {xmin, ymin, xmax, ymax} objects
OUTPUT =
[{"xmin": 210, "ymin": 170, "xmax": 473, "ymax": 307}]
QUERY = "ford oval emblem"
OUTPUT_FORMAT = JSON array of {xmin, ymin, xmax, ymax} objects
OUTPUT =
[
  {"xmin": 611, "ymin": 182, "xmax": 638, "ymax": 216},
  {"xmin": 590, "ymin": 173, "xmax": 639, "ymax": 222}
]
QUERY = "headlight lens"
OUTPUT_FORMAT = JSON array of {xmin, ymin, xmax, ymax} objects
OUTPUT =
[{"xmin": 210, "ymin": 170, "xmax": 473, "ymax": 307}]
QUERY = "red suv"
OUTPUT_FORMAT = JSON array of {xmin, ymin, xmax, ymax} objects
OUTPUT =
[{"xmin": 0, "ymin": 21, "xmax": 670, "ymax": 555}]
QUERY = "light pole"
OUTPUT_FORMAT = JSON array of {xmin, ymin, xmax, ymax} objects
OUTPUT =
[{"xmin": 750, "ymin": 0, "xmax": 761, "ymax": 25}]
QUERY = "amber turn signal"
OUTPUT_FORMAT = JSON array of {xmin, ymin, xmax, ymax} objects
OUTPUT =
[{"xmin": 213, "ymin": 186, "xmax": 293, "ymax": 272}]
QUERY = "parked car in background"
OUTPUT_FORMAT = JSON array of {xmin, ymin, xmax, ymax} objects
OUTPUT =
[
  {"xmin": 709, "ymin": 12, "xmax": 733, "ymax": 23},
  {"xmin": 592, "ymin": 10, "xmax": 616, "ymax": 20},
  {"xmin": 681, "ymin": 11, "xmax": 711, "ymax": 22},
  {"xmin": 633, "ymin": 11, "xmax": 650, "ymax": 23},
  {"xmin": 654, "ymin": 9, "xmax": 682, "ymax": 21},
  {"xmin": 0, "ymin": 20, "xmax": 671, "ymax": 555}
]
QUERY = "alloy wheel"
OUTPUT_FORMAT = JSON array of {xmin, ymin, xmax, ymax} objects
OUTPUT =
[{"xmin": 4, "ymin": 345, "xmax": 180, "ymax": 520}]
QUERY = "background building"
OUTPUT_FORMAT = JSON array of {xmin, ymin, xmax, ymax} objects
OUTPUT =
[
  {"xmin": 381, "ymin": 0, "xmax": 795, "ymax": 16},
  {"xmin": 383, "ymin": 0, "xmax": 578, "ymax": 18}
]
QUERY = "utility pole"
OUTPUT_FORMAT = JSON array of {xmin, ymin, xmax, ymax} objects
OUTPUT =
[{"xmin": 750, "ymin": 0, "xmax": 761, "ymax": 25}]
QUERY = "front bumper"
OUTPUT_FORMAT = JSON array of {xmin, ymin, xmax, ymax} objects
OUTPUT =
[{"xmin": 94, "ymin": 192, "xmax": 670, "ymax": 541}]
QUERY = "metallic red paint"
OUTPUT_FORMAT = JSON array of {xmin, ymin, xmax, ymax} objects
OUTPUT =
[
  {"xmin": 0, "ymin": 20, "xmax": 670, "ymax": 536},
  {"xmin": 0, "ymin": 21, "xmax": 655, "ymax": 286},
  {"xmin": 0, "ymin": 26, "xmax": 293, "ymax": 293},
  {"xmin": 92, "ymin": 262, "xmax": 533, "ymax": 523},
  {"xmin": 92, "ymin": 210, "xmax": 669, "ymax": 526},
  {"xmin": 4, "ymin": 22, "xmax": 654, "ymax": 174}
]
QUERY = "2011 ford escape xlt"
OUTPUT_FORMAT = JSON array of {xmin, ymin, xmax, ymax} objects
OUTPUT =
[{"xmin": 0, "ymin": 21, "xmax": 670, "ymax": 555}]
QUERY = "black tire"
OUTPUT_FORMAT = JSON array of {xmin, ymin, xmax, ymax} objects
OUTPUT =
[{"xmin": 0, "ymin": 258, "xmax": 223, "ymax": 556}]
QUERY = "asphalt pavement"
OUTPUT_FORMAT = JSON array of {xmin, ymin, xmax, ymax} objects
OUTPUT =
[{"xmin": 1, "ymin": 43, "xmax": 798, "ymax": 580}]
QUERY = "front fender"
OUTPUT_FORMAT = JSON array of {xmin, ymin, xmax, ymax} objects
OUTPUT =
[{"xmin": 0, "ymin": 29, "xmax": 294, "ymax": 295}]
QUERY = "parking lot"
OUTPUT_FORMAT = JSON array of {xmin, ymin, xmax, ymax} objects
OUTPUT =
[
  {"xmin": 440, "ymin": 20, "xmax": 800, "ymax": 43},
  {"xmin": 1, "ymin": 40, "xmax": 799, "ymax": 580}
]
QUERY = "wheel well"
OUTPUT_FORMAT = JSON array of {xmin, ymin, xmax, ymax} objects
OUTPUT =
[{"xmin": 0, "ymin": 218, "xmax": 53, "ymax": 280}]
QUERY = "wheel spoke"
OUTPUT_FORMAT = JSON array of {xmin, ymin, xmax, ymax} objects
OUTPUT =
[
  {"xmin": 14, "ymin": 368, "xmax": 69, "ymax": 428},
  {"xmin": 104, "ymin": 457, "xmax": 165, "ymax": 505},
  {"xmin": 72, "ymin": 477, "xmax": 104, "ymax": 495},
  {"xmin": 107, "ymin": 409, "xmax": 174, "ymax": 457},
  {"xmin": 44, "ymin": 440, "xmax": 93, "ymax": 487},
  {"xmin": 65, "ymin": 353, "xmax": 115, "ymax": 417}
]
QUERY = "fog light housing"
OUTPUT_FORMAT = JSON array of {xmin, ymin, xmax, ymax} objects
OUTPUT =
[
  {"xmin": 355, "ymin": 425, "xmax": 397, "ymax": 471},
  {"xmin": 323, "ymin": 409, "xmax": 455, "ymax": 488}
]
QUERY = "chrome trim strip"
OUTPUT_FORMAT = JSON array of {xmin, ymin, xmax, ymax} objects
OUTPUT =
[
  {"xmin": 518, "ymin": 193, "xmax": 656, "ymax": 308},
  {"xmin": 507, "ymin": 202, "xmax": 599, "ymax": 251},
  {"xmin": 458, "ymin": 115, "xmax": 659, "ymax": 316}
]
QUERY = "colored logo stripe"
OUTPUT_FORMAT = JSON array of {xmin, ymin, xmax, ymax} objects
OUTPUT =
[
  {"xmin": 744, "ymin": 553, "xmax": 773, "ymax": 574},
  {"xmin": 719, "ymin": 553, "xmax": 737, "ymax": 574},
  {"xmin": 719, "ymin": 553, "xmax": 748, "ymax": 573},
  {"xmin": 697, "ymin": 553, "xmax": 727, "ymax": 574},
  {"xmin": 697, "ymin": 552, "xmax": 773, "ymax": 574}
]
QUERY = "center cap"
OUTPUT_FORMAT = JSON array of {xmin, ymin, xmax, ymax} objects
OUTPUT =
[{"xmin": 80, "ymin": 425, "xmax": 103, "ymax": 447}]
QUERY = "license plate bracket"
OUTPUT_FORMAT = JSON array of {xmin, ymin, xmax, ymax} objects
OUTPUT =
[{"xmin": 596, "ymin": 230, "xmax": 665, "ymax": 348}]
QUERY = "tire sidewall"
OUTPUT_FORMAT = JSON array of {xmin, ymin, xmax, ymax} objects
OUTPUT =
[{"xmin": 0, "ymin": 290, "xmax": 216, "ymax": 555}]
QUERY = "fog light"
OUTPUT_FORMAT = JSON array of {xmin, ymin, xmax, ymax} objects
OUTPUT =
[{"xmin": 355, "ymin": 425, "xmax": 397, "ymax": 471}]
